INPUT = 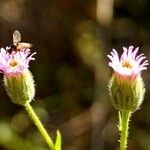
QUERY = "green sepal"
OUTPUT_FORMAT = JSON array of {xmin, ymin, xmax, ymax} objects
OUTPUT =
[{"xmin": 118, "ymin": 111, "xmax": 122, "ymax": 132}]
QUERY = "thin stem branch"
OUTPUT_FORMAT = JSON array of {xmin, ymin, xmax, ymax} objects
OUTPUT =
[
  {"xmin": 119, "ymin": 111, "xmax": 131, "ymax": 150},
  {"xmin": 24, "ymin": 102, "xmax": 55, "ymax": 150}
]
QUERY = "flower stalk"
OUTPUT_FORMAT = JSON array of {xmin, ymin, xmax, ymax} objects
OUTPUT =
[
  {"xmin": 119, "ymin": 111, "xmax": 131, "ymax": 150},
  {"xmin": 24, "ymin": 102, "xmax": 55, "ymax": 150}
]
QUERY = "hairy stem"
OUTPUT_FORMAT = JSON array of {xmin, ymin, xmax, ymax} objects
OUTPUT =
[
  {"xmin": 24, "ymin": 102, "xmax": 55, "ymax": 150},
  {"xmin": 119, "ymin": 111, "xmax": 131, "ymax": 150}
]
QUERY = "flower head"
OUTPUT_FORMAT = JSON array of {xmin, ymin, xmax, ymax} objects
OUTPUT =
[
  {"xmin": 0, "ymin": 48, "xmax": 36, "ymax": 75},
  {"xmin": 107, "ymin": 46, "xmax": 148, "ymax": 79},
  {"xmin": 108, "ymin": 46, "xmax": 148, "ymax": 111}
]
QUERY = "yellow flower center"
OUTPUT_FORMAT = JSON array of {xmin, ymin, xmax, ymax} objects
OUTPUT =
[
  {"xmin": 122, "ymin": 61, "xmax": 133, "ymax": 68},
  {"xmin": 9, "ymin": 60, "xmax": 18, "ymax": 67}
]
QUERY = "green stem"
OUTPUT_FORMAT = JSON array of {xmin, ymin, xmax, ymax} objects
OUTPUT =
[
  {"xmin": 24, "ymin": 102, "xmax": 55, "ymax": 150},
  {"xmin": 119, "ymin": 111, "xmax": 131, "ymax": 150}
]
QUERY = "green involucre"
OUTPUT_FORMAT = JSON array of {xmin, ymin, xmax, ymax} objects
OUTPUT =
[
  {"xmin": 108, "ymin": 75, "xmax": 145, "ymax": 112},
  {"xmin": 4, "ymin": 70, "xmax": 35, "ymax": 105}
]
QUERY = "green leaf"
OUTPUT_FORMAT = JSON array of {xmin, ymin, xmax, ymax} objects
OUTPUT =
[{"xmin": 55, "ymin": 130, "xmax": 62, "ymax": 150}]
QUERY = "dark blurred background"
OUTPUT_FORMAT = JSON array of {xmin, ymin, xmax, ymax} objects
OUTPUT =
[{"xmin": 0, "ymin": 0, "xmax": 149, "ymax": 150}]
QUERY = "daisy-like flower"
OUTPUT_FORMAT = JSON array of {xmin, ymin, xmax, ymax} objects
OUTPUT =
[
  {"xmin": 0, "ymin": 48, "xmax": 36, "ymax": 75},
  {"xmin": 107, "ymin": 46, "xmax": 148, "ymax": 80},
  {"xmin": 1, "ymin": 48, "xmax": 36, "ymax": 105},
  {"xmin": 108, "ymin": 46, "xmax": 148, "ymax": 111}
]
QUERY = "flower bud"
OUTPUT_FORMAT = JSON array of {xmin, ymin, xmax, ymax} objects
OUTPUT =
[{"xmin": 4, "ymin": 70, "xmax": 35, "ymax": 105}]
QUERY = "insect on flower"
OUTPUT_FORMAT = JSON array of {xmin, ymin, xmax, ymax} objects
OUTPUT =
[{"xmin": 7, "ymin": 30, "xmax": 33, "ymax": 54}]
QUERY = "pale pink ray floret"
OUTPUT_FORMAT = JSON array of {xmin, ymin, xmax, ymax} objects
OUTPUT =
[
  {"xmin": 0, "ymin": 48, "xmax": 36, "ymax": 75},
  {"xmin": 107, "ymin": 46, "xmax": 149, "ymax": 78}
]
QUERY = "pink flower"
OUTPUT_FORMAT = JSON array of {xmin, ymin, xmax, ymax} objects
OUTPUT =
[
  {"xmin": 0, "ymin": 48, "xmax": 36, "ymax": 75},
  {"xmin": 107, "ymin": 46, "xmax": 148, "ymax": 79}
]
